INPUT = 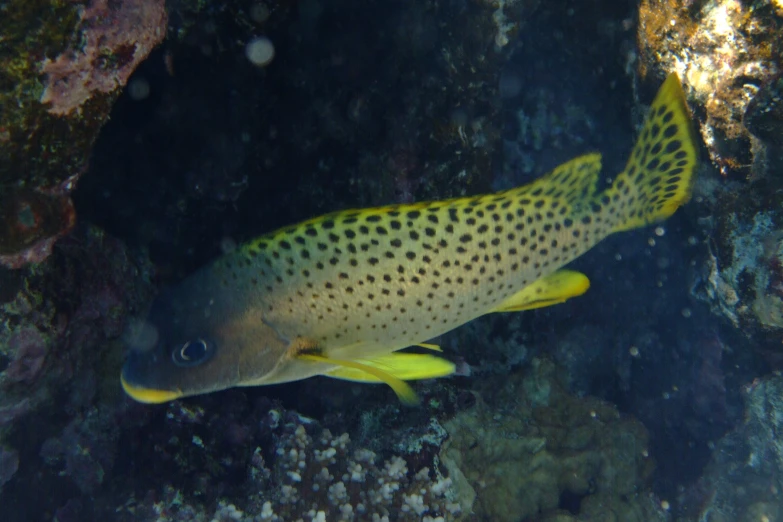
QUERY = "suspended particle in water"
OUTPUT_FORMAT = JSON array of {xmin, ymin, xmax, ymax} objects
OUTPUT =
[{"xmin": 246, "ymin": 36, "xmax": 275, "ymax": 67}]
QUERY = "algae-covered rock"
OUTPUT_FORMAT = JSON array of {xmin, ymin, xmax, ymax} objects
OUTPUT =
[
  {"xmin": 636, "ymin": 0, "xmax": 782, "ymax": 179},
  {"xmin": 0, "ymin": 0, "xmax": 167, "ymax": 267},
  {"xmin": 690, "ymin": 176, "xmax": 783, "ymax": 364},
  {"xmin": 679, "ymin": 373, "xmax": 783, "ymax": 521},
  {"xmin": 441, "ymin": 358, "xmax": 658, "ymax": 521}
]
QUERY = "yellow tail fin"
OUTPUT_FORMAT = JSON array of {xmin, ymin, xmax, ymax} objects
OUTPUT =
[{"xmin": 606, "ymin": 73, "xmax": 698, "ymax": 233}]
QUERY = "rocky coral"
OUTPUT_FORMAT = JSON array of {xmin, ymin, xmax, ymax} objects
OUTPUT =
[
  {"xmin": 636, "ymin": 0, "xmax": 782, "ymax": 179},
  {"xmin": 744, "ymin": 72, "xmax": 783, "ymax": 148},
  {"xmin": 106, "ymin": 402, "xmax": 469, "ymax": 522},
  {"xmin": 679, "ymin": 373, "xmax": 783, "ymax": 521},
  {"xmin": 0, "ymin": 225, "xmax": 154, "ymax": 519},
  {"xmin": 0, "ymin": 226, "xmax": 153, "ymax": 426},
  {"xmin": 0, "ymin": 0, "xmax": 167, "ymax": 267},
  {"xmin": 440, "ymin": 358, "xmax": 665, "ymax": 522},
  {"xmin": 689, "ymin": 173, "xmax": 783, "ymax": 371}
]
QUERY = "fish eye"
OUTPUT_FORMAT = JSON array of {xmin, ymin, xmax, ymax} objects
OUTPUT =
[{"xmin": 172, "ymin": 338, "xmax": 213, "ymax": 367}]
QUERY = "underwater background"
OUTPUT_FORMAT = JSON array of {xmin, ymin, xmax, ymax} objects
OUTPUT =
[{"xmin": 1, "ymin": 0, "xmax": 783, "ymax": 520}]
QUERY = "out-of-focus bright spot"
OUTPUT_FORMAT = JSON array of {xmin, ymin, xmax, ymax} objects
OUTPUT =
[
  {"xmin": 629, "ymin": 346, "xmax": 640, "ymax": 358},
  {"xmin": 615, "ymin": 253, "xmax": 622, "ymax": 261},
  {"xmin": 246, "ymin": 37, "xmax": 275, "ymax": 67},
  {"xmin": 648, "ymin": 237, "xmax": 656, "ymax": 247},
  {"xmin": 660, "ymin": 499, "xmax": 670, "ymax": 511},
  {"xmin": 220, "ymin": 237, "xmax": 238, "ymax": 254},
  {"xmin": 123, "ymin": 319, "xmax": 159, "ymax": 353},
  {"xmin": 641, "ymin": 449, "xmax": 649, "ymax": 458},
  {"xmin": 654, "ymin": 226, "xmax": 665, "ymax": 236},
  {"xmin": 688, "ymin": 235, "xmax": 699, "ymax": 245},
  {"xmin": 128, "ymin": 77, "xmax": 150, "ymax": 101},
  {"xmin": 682, "ymin": 308, "xmax": 692, "ymax": 318},
  {"xmin": 250, "ymin": 2, "xmax": 271, "ymax": 24}
]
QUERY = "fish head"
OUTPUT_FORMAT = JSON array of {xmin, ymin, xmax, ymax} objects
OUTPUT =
[{"xmin": 120, "ymin": 270, "xmax": 288, "ymax": 403}]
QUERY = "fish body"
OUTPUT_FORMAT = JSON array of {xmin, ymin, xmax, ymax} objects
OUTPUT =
[{"xmin": 122, "ymin": 74, "xmax": 698, "ymax": 404}]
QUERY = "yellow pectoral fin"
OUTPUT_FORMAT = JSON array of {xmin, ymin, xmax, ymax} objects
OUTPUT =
[
  {"xmin": 297, "ymin": 353, "xmax": 421, "ymax": 406},
  {"xmin": 416, "ymin": 342, "xmax": 442, "ymax": 352},
  {"xmin": 491, "ymin": 269, "xmax": 590, "ymax": 312}
]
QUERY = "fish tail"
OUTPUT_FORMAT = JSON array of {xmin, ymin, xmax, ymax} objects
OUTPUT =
[{"xmin": 602, "ymin": 73, "xmax": 698, "ymax": 233}]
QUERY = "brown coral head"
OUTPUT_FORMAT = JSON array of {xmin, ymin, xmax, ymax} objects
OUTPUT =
[{"xmin": 0, "ymin": 187, "xmax": 76, "ymax": 262}]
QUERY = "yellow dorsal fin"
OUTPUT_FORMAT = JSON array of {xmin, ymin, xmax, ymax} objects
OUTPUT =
[
  {"xmin": 416, "ymin": 342, "xmax": 442, "ymax": 352},
  {"xmin": 297, "ymin": 353, "xmax": 420, "ymax": 406},
  {"xmin": 490, "ymin": 269, "xmax": 590, "ymax": 312}
]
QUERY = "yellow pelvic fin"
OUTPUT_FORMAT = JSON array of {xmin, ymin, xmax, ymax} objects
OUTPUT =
[
  {"xmin": 607, "ymin": 73, "xmax": 699, "ymax": 233},
  {"xmin": 325, "ymin": 353, "xmax": 455, "ymax": 382},
  {"xmin": 490, "ymin": 269, "xmax": 590, "ymax": 312},
  {"xmin": 297, "ymin": 353, "xmax": 421, "ymax": 406},
  {"xmin": 416, "ymin": 342, "xmax": 442, "ymax": 352}
]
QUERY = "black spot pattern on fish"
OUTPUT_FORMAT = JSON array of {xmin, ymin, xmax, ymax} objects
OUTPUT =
[{"xmin": 218, "ymin": 75, "xmax": 696, "ymax": 347}]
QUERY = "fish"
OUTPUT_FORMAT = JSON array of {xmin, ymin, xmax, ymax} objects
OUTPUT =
[{"xmin": 121, "ymin": 74, "xmax": 698, "ymax": 405}]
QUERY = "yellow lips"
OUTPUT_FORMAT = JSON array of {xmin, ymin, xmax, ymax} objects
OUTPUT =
[{"xmin": 120, "ymin": 373, "xmax": 183, "ymax": 404}]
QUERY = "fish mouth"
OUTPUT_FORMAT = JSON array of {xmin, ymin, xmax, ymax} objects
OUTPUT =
[{"xmin": 120, "ymin": 370, "xmax": 183, "ymax": 404}]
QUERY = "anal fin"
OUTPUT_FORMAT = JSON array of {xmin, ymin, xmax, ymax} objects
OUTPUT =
[
  {"xmin": 490, "ymin": 269, "xmax": 590, "ymax": 312},
  {"xmin": 297, "ymin": 353, "xmax": 422, "ymax": 406}
]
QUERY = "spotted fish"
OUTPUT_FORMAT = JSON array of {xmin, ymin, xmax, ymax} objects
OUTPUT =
[{"xmin": 121, "ymin": 74, "xmax": 698, "ymax": 405}]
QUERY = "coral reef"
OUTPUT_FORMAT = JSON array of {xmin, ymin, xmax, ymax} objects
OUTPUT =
[
  {"xmin": 108, "ymin": 400, "xmax": 468, "ymax": 522},
  {"xmin": 0, "ymin": 225, "xmax": 153, "ymax": 425},
  {"xmin": 0, "ymin": 225, "xmax": 154, "ymax": 518},
  {"xmin": 679, "ymin": 373, "xmax": 783, "ymax": 522},
  {"xmin": 744, "ymin": 72, "xmax": 783, "ymax": 148},
  {"xmin": 690, "ymin": 175, "xmax": 783, "ymax": 369},
  {"xmin": 441, "ymin": 358, "xmax": 664, "ymax": 521},
  {"xmin": 0, "ymin": 0, "xmax": 167, "ymax": 267},
  {"xmin": 636, "ymin": 0, "xmax": 782, "ymax": 179}
]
